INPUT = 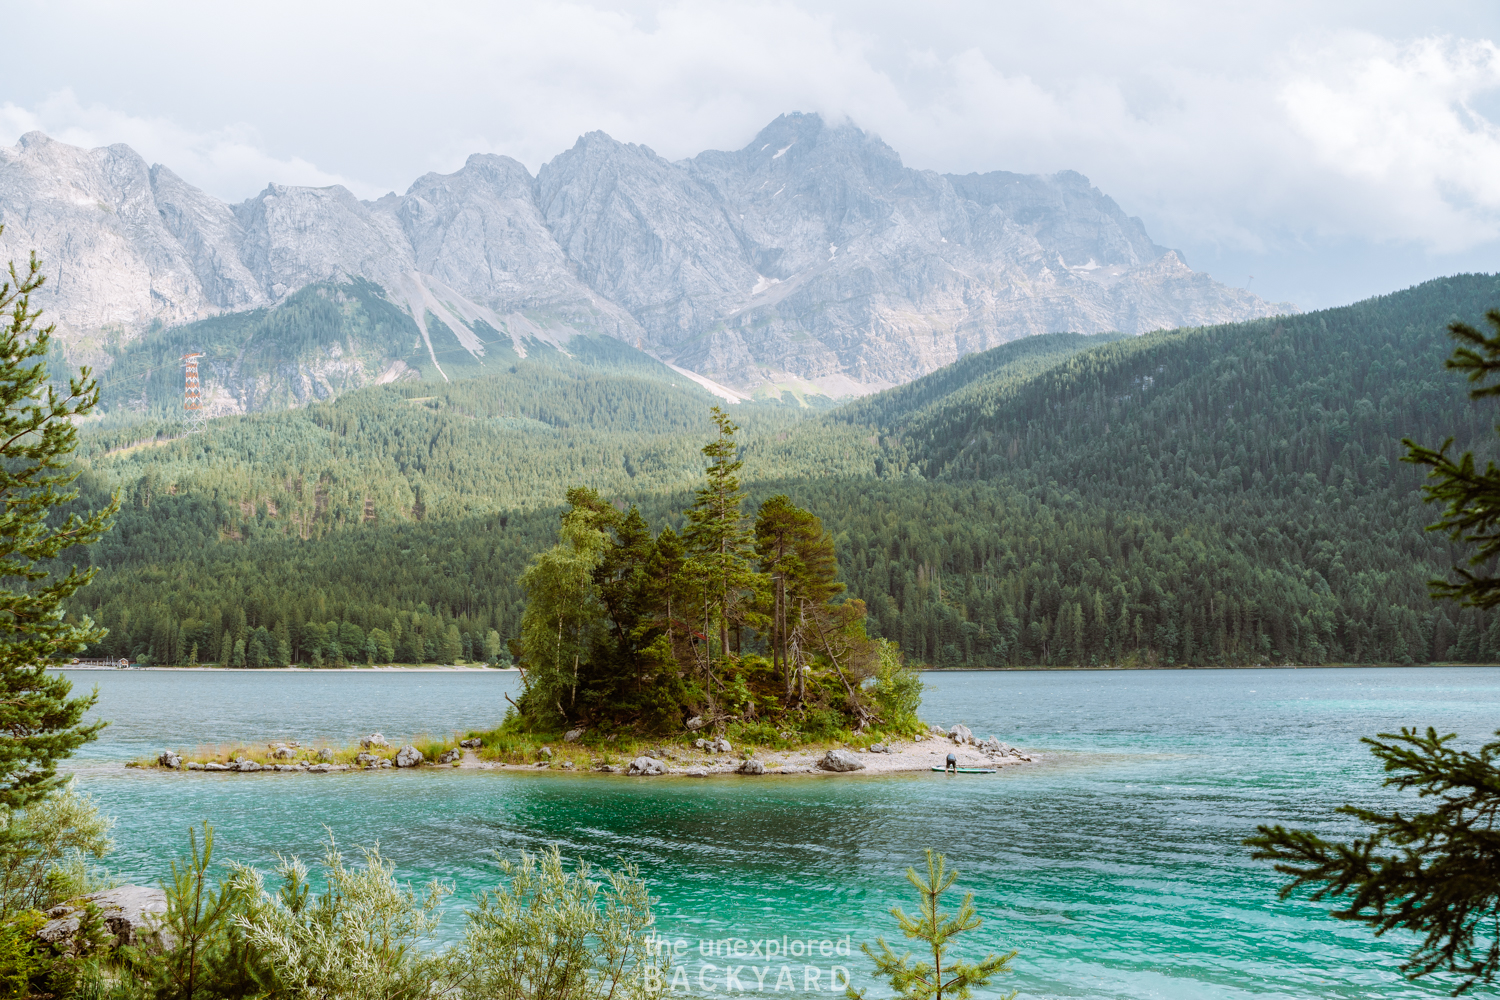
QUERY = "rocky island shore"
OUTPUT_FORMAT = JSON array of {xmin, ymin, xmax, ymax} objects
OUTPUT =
[{"xmin": 144, "ymin": 724, "xmax": 1036, "ymax": 777}]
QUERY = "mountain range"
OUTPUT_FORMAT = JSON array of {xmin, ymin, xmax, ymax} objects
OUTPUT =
[{"xmin": 1, "ymin": 112, "xmax": 1292, "ymax": 409}]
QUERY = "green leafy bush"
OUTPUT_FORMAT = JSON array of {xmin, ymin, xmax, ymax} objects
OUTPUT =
[
  {"xmin": 453, "ymin": 845, "xmax": 662, "ymax": 1000},
  {"xmin": 870, "ymin": 641, "xmax": 924, "ymax": 733}
]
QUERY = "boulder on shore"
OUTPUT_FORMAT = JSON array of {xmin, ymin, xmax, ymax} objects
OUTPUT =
[
  {"xmin": 819, "ymin": 749, "xmax": 866, "ymax": 772},
  {"xmin": 157, "ymin": 750, "xmax": 181, "ymax": 769},
  {"xmin": 627, "ymin": 756, "xmax": 666, "ymax": 776},
  {"xmin": 460, "ymin": 737, "xmax": 483, "ymax": 749},
  {"xmin": 685, "ymin": 715, "xmax": 706, "ymax": 731},
  {"xmin": 563, "ymin": 728, "xmax": 586, "ymax": 742},
  {"xmin": 361, "ymin": 733, "xmax": 389, "ymax": 749},
  {"xmin": 949, "ymin": 724, "xmax": 974, "ymax": 744},
  {"xmin": 395, "ymin": 745, "xmax": 423, "ymax": 768},
  {"xmin": 738, "ymin": 759, "xmax": 766, "ymax": 775},
  {"xmin": 38, "ymin": 886, "xmax": 168, "ymax": 953},
  {"xmin": 437, "ymin": 748, "xmax": 461, "ymax": 764},
  {"xmin": 317, "ymin": 747, "xmax": 335, "ymax": 761}
]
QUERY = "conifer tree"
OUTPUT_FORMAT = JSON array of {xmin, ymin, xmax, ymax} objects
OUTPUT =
[
  {"xmin": 1406, "ymin": 309, "xmax": 1500, "ymax": 607},
  {"xmin": 848, "ymin": 850, "xmax": 1017, "ymax": 1000},
  {"xmin": 0, "ymin": 241, "xmax": 117, "ymax": 810},
  {"xmin": 683, "ymin": 407, "xmax": 759, "ymax": 696}
]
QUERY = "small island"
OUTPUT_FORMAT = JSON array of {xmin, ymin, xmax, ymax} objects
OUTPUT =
[
  {"xmin": 140, "ymin": 723, "xmax": 1037, "ymax": 776},
  {"xmin": 141, "ymin": 413, "xmax": 1043, "ymax": 779}
]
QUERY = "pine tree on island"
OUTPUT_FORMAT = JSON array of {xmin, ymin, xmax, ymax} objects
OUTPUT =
[{"xmin": 511, "ymin": 405, "xmax": 910, "ymax": 737}]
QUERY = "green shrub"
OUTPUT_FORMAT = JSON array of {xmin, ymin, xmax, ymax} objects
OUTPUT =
[
  {"xmin": 0, "ymin": 785, "xmax": 114, "ymax": 918},
  {"xmin": 870, "ymin": 640, "xmax": 924, "ymax": 733},
  {"xmin": 0, "ymin": 911, "xmax": 45, "ymax": 998},
  {"xmin": 232, "ymin": 836, "xmax": 449, "ymax": 999},
  {"xmin": 455, "ymin": 845, "xmax": 662, "ymax": 1000}
]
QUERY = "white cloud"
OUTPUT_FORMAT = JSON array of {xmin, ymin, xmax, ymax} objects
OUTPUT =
[
  {"xmin": 0, "ymin": 90, "xmax": 384, "ymax": 201},
  {"xmin": 0, "ymin": 1, "xmax": 1497, "ymax": 305},
  {"xmin": 1280, "ymin": 34, "xmax": 1500, "ymax": 251}
]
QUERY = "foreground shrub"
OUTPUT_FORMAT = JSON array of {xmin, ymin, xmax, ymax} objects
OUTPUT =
[
  {"xmin": 0, "ymin": 785, "xmax": 114, "ymax": 918},
  {"xmin": 453, "ymin": 845, "xmax": 661, "ymax": 1000},
  {"xmin": 232, "ymin": 838, "xmax": 450, "ymax": 1000}
]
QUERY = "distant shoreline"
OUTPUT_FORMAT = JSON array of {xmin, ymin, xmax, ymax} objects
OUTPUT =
[
  {"xmin": 57, "ymin": 663, "xmax": 1496, "ymax": 674},
  {"xmin": 59, "ymin": 665, "xmax": 522, "ymax": 673},
  {"xmin": 918, "ymin": 662, "xmax": 1500, "ymax": 672}
]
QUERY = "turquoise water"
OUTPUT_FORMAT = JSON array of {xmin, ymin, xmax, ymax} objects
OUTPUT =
[{"xmin": 60, "ymin": 667, "xmax": 1500, "ymax": 998}]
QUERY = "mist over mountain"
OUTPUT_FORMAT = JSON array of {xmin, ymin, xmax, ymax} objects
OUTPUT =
[{"xmin": 0, "ymin": 112, "xmax": 1291, "ymax": 408}]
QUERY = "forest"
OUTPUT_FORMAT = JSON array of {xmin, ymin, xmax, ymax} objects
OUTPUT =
[{"xmin": 47, "ymin": 272, "xmax": 1500, "ymax": 670}]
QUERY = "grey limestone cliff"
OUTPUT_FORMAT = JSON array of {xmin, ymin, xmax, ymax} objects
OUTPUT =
[{"xmin": 0, "ymin": 115, "xmax": 1292, "ymax": 404}]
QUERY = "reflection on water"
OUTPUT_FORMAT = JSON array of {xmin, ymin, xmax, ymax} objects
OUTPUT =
[{"xmin": 61, "ymin": 666, "xmax": 1500, "ymax": 999}]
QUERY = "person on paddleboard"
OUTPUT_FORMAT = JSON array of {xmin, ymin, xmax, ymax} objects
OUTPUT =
[{"xmin": 945, "ymin": 752, "xmax": 957, "ymax": 774}]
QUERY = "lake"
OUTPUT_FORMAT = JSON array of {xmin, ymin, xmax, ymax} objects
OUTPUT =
[{"xmin": 60, "ymin": 666, "xmax": 1500, "ymax": 999}]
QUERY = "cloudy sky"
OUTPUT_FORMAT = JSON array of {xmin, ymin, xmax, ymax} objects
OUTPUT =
[{"xmin": 2, "ymin": 0, "xmax": 1496, "ymax": 309}]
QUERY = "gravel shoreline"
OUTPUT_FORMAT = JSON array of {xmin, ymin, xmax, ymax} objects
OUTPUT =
[{"xmin": 460, "ymin": 736, "xmax": 1037, "ymax": 776}]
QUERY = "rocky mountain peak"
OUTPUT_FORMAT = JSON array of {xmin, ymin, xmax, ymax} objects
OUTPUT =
[{"xmin": 0, "ymin": 117, "xmax": 1294, "ymax": 404}]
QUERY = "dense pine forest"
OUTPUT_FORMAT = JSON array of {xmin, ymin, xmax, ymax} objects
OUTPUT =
[{"xmin": 51, "ymin": 273, "xmax": 1500, "ymax": 669}]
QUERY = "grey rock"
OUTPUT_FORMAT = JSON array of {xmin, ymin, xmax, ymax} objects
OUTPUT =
[
  {"xmin": 685, "ymin": 766, "xmax": 709, "ymax": 777},
  {"xmin": 738, "ymin": 759, "xmax": 766, "ymax": 775},
  {"xmin": 377, "ymin": 759, "xmax": 392, "ymax": 769},
  {"xmin": 0, "ymin": 118, "xmax": 1291, "ymax": 415},
  {"xmin": 91, "ymin": 886, "xmax": 169, "ymax": 948},
  {"xmin": 561, "ymin": 760, "xmax": 574, "ymax": 769},
  {"xmin": 597, "ymin": 764, "xmax": 618, "ymax": 773},
  {"xmin": 714, "ymin": 738, "xmax": 732, "ymax": 754},
  {"xmin": 868, "ymin": 743, "xmax": 892, "ymax": 754},
  {"xmin": 157, "ymin": 750, "xmax": 181, "ymax": 769},
  {"xmin": 235, "ymin": 760, "xmax": 262, "ymax": 772},
  {"xmin": 539, "ymin": 746, "xmax": 552, "ymax": 758},
  {"xmin": 563, "ymin": 728, "xmax": 586, "ymax": 742},
  {"xmin": 317, "ymin": 747, "xmax": 335, "ymax": 761},
  {"xmin": 627, "ymin": 756, "xmax": 667, "ymax": 776},
  {"xmin": 927, "ymin": 724, "xmax": 948, "ymax": 735},
  {"xmin": 36, "ymin": 913, "xmax": 80, "ymax": 944},
  {"xmin": 273, "ymin": 764, "xmax": 297, "ymax": 772},
  {"xmin": 203, "ymin": 762, "xmax": 228, "ymax": 772},
  {"xmin": 361, "ymin": 733, "xmax": 389, "ymax": 749},
  {"xmin": 437, "ymin": 748, "xmax": 461, "ymax": 764},
  {"xmin": 39, "ymin": 886, "xmax": 169, "ymax": 952},
  {"xmin": 818, "ymin": 749, "xmax": 867, "ymax": 772},
  {"xmin": 460, "ymin": 737, "xmax": 483, "ymax": 749},
  {"xmin": 685, "ymin": 716, "xmax": 707, "ymax": 731},
  {"xmin": 949, "ymin": 725, "xmax": 974, "ymax": 745},
  {"xmin": 307, "ymin": 763, "xmax": 332, "ymax": 773},
  {"xmin": 395, "ymin": 745, "xmax": 423, "ymax": 767},
  {"xmin": 186, "ymin": 761, "xmax": 204, "ymax": 770},
  {"xmin": 355, "ymin": 752, "xmax": 375, "ymax": 767},
  {"xmin": 271, "ymin": 745, "xmax": 295, "ymax": 759},
  {"xmin": 694, "ymin": 738, "xmax": 709, "ymax": 751}
]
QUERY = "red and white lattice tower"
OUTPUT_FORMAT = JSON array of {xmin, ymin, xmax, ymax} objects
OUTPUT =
[{"xmin": 182, "ymin": 353, "xmax": 205, "ymax": 428}]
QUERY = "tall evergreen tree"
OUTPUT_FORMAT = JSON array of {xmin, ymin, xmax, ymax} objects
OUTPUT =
[
  {"xmin": 0, "ymin": 240, "xmax": 117, "ymax": 809},
  {"xmin": 682, "ymin": 407, "xmax": 759, "ymax": 704},
  {"xmin": 755, "ymin": 495, "xmax": 842, "ymax": 699}
]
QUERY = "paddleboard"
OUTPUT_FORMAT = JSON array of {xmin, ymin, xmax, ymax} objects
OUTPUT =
[{"xmin": 931, "ymin": 766, "xmax": 997, "ymax": 773}]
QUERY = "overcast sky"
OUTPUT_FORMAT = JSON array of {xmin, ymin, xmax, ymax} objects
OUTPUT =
[{"xmin": 2, "ymin": 0, "xmax": 1497, "ymax": 309}]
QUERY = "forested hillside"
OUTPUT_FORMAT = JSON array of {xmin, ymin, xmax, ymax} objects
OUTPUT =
[{"xmin": 56, "ymin": 274, "xmax": 1500, "ymax": 669}]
